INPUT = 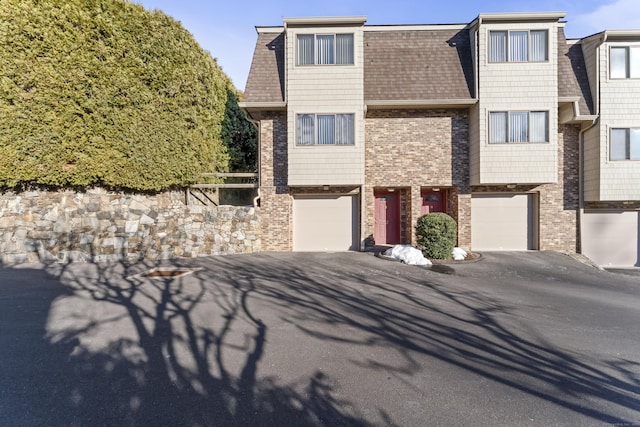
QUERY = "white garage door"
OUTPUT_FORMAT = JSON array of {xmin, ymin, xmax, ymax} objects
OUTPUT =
[
  {"xmin": 471, "ymin": 194, "xmax": 538, "ymax": 251},
  {"xmin": 582, "ymin": 211, "xmax": 639, "ymax": 267},
  {"xmin": 293, "ymin": 195, "xmax": 359, "ymax": 251}
]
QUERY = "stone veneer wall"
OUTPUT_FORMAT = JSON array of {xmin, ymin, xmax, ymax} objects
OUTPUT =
[{"xmin": 0, "ymin": 189, "xmax": 260, "ymax": 264}]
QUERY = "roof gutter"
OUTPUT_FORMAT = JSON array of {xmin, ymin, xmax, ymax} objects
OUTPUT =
[
  {"xmin": 366, "ymin": 99, "xmax": 477, "ymax": 111},
  {"xmin": 238, "ymin": 102, "xmax": 287, "ymax": 113}
]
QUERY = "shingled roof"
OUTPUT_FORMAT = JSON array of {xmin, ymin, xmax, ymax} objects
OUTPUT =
[
  {"xmin": 557, "ymin": 28, "xmax": 594, "ymax": 115},
  {"xmin": 243, "ymin": 31, "xmax": 285, "ymax": 103},
  {"xmin": 364, "ymin": 28, "xmax": 475, "ymax": 101},
  {"xmin": 243, "ymin": 24, "xmax": 591, "ymax": 110}
]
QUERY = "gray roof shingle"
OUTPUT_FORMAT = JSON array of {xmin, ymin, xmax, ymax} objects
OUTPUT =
[
  {"xmin": 364, "ymin": 28, "xmax": 474, "ymax": 101},
  {"xmin": 557, "ymin": 28, "xmax": 594, "ymax": 115},
  {"xmin": 243, "ymin": 31, "xmax": 285, "ymax": 103}
]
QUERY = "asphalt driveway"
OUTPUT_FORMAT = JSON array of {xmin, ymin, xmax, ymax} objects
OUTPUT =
[{"xmin": 0, "ymin": 251, "xmax": 639, "ymax": 426}]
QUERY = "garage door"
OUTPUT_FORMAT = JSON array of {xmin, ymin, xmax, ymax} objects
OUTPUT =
[
  {"xmin": 582, "ymin": 211, "xmax": 639, "ymax": 267},
  {"xmin": 293, "ymin": 195, "xmax": 359, "ymax": 251},
  {"xmin": 471, "ymin": 194, "xmax": 537, "ymax": 251}
]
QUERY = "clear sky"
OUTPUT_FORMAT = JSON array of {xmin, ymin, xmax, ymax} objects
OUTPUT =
[{"xmin": 134, "ymin": 0, "xmax": 640, "ymax": 92}]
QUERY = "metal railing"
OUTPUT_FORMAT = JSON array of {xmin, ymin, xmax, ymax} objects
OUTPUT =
[{"xmin": 187, "ymin": 173, "xmax": 258, "ymax": 206}]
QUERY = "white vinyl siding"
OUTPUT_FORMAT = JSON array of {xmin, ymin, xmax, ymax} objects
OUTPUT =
[
  {"xmin": 297, "ymin": 114, "xmax": 355, "ymax": 145},
  {"xmin": 296, "ymin": 33, "xmax": 354, "ymax": 66},
  {"xmin": 610, "ymin": 46, "xmax": 640, "ymax": 79},
  {"xmin": 489, "ymin": 30, "xmax": 548, "ymax": 63},
  {"xmin": 489, "ymin": 111, "xmax": 549, "ymax": 143},
  {"xmin": 610, "ymin": 128, "xmax": 640, "ymax": 161}
]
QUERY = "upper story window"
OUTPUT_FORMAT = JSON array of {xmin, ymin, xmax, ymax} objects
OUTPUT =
[
  {"xmin": 296, "ymin": 34, "xmax": 354, "ymax": 66},
  {"xmin": 610, "ymin": 128, "xmax": 640, "ymax": 160},
  {"xmin": 489, "ymin": 30, "xmax": 548, "ymax": 63},
  {"xmin": 297, "ymin": 113, "xmax": 355, "ymax": 145},
  {"xmin": 610, "ymin": 46, "xmax": 640, "ymax": 79},
  {"xmin": 489, "ymin": 111, "xmax": 549, "ymax": 143}
]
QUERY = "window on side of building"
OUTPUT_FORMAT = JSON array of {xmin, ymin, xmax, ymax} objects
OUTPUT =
[
  {"xmin": 489, "ymin": 111, "xmax": 549, "ymax": 143},
  {"xmin": 296, "ymin": 34, "xmax": 354, "ymax": 66},
  {"xmin": 296, "ymin": 113, "xmax": 355, "ymax": 145},
  {"xmin": 610, "ymin": 128, "xmax": 640, "ymax": 160}
]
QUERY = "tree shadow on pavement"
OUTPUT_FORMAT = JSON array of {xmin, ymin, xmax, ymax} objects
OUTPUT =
[
  {"xmin": 209, "ymin": 253, "xmax": 640, "ymax": 426},
  {"xmin": 1, "ymin": 252, "xmax": 639, "ymax": 426},
  {"xmin": 0, "ymin": 259, "xmax": 369, "ymax": 427}
]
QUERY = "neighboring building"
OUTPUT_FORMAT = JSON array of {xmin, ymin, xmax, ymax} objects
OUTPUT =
[{"xmin": 240, "ymin": 12, "xmax": 640, "ymax": 268}]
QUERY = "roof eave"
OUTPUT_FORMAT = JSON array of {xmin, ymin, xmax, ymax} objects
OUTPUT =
[
  {"xmin": 239, "ymin": 101, "xmax": 287, "ymax": 111},
  {"xmin": 284, "ymin": 16, "xmax": 367, "ymax": 27},
  {"xmin": 366, "ymin": 99, "xmax": 477, "ymax": 111}
]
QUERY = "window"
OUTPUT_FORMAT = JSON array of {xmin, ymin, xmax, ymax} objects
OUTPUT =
[
  {"xmin": 610, "ymin": 46, "xmax": 640, "ymax": 79},
  {"xmin": 296, "ymin": 34, "xmax": 354, "ymax": 65},
  {"xmin": 489, "ymin": 30, "xmax": 548, "ymax": 63},
  {"xmin": 489, "ymin": 111, "xmax": 549, "ymax": 143},
  {"xmin": 610, "ymin": 128, "xmax": 640, "ymax": 160},
  {"xmin": 297, "ymin": 114, "xmax": 355, "ymax": 145}
]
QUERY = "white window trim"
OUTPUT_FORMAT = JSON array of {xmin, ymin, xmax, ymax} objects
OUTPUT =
[
  {"xmin": 295, "ymin": 33, "xmax": 355, "ymax": 66},
  {"xmin": 488, "ymin": 110, "xmax": 550, "ymax": 144},
  {"xmin": 488, "ymin": 29, "xmax": 549, "ymax": 64}
]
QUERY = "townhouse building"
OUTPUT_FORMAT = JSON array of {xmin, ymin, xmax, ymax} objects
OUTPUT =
[{"xmin": 240, "ymin": 12, "xmax": 640, "ymax": 268}]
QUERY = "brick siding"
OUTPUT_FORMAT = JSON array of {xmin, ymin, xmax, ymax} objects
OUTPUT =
[
  {"xmin": 255, "ymin": 112, "xmax": 292, "ymax": 251},
  {"xmin": 471, "ymin": 124, "xmax": 581, "ymax": 252},
  {"xmin": 364, "ymin": 109, "xmax": 470, "ymax": 248}
]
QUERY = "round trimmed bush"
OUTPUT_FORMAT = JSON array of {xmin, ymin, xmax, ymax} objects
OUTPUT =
[{"xmin": 416, "ymin": 213, "xmax": 457, "ymax": 259}]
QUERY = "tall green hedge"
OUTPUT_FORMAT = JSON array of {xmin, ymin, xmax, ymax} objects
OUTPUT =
[{"xmin": 0, "ymin": 0, "xmax": 235, "ymax": 190}]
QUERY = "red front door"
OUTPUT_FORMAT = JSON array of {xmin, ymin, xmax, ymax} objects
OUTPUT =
[
  {"xmin": 421, "ymin": 190, "xmax": 446, "ymax": 215},
  {"xmin": 374, "ymin": 190, "xmax": 400, "ymax": 244}
]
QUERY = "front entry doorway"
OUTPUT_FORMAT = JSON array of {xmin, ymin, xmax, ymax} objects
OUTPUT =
[
  {"xmin": 421, "ymin": 189, "xmax": 447, "ymax": 215},
  {"xmin": 374, "ymin": 190, "xmax": 401, "ymax": 245}
]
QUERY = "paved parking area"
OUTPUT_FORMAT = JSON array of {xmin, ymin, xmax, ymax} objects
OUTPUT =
[{"xmin": 1, "ymin": 251, "xmax": 639, "ymax": 426}]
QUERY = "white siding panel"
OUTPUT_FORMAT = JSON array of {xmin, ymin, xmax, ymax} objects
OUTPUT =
[
  {"xmin": 474, "ymin": 22, "xmax": 559, "ymax": 185},
  {"xmin": 595, "ymin": 41, "xmax": 640, "ymax": 200},
  {"xmin": 582, "ymin": 210, "xmax": 640, "ymax": 267},
  {"xmin": 286, "ymin": 25, "xmax": 365, "ymax": 185}
]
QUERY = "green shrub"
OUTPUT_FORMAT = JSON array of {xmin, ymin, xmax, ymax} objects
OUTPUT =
[
  {"xmin": 416, "ymin": 213, "xmax": 457, "ymax": 259},
  {"xmin": 0, "ymin": 0, "xmax": 238, "ymax": 190}
]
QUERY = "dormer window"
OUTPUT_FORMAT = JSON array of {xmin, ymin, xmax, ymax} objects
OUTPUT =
[
  {"xmin": 488, "ymin": 30, "xmax": 548, "ymax": 63},
  {"xmin": 296, "ymin": 34, "xmax": 354, "ymax": 65},
  {"xmin": 610, "ymin": 46, "xmax": 640, "ymax": 79}
]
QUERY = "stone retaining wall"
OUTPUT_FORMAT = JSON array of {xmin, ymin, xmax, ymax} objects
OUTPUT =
[{"xmin": 0, "ymin": 189, "xmax": 260, "ymax": 264}]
